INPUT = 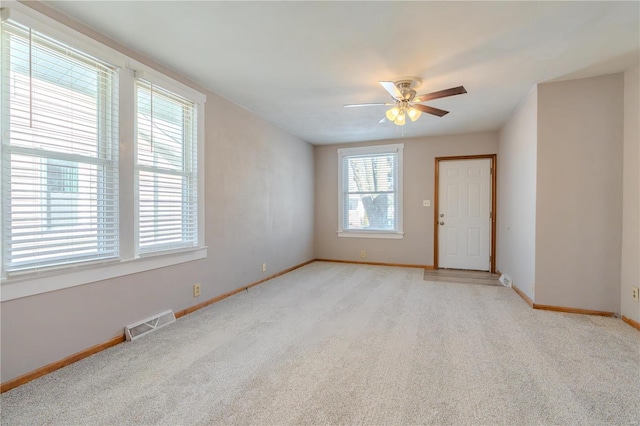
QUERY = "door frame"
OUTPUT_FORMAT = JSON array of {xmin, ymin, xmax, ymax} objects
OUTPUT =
[{"xmin": 434, "ymin": 154, "xmax": 497, "ymax": 273}]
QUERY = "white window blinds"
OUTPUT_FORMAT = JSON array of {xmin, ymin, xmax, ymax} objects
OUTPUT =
[
  {"xmin": 135, "ymin": 80, "xmax": 198, "ymax": 253},
  {"xmin": 1, "ymin": 20, "xmax": 119, "ymax": 273}
]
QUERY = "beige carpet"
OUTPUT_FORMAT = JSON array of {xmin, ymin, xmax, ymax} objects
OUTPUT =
[
  {"xmin": 424, "ymin": 268, "xmax": 502, "ymax": 286},
  {"xmin": 2, "ymin": 261, "xmax": 639, "ymax": 425}
]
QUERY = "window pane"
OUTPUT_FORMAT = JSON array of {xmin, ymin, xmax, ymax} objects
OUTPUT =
[
  {"xmin": 345, "ymin": 193, "xmax": 396, "ymax": 230},
  {"xmin": 136, "ymin": 85, "xmax": 187, "ymax": 171},
  {"xmin": 6, "ymin": 25, "xmax": 112, "ymax": 157},
  {"xmin": 138, "ymin": 171, "xmax": 196, "ymax": 249},
  {"xmin": 346, "ymin": 154, "xmax": 395, "ymax": 193}
]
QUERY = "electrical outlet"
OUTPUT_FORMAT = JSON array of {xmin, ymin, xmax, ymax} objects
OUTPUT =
[
  {"xmin": 423, "ymin": 200, "xmax": 431, "ymax": 207},
  {"xmin": 262, "ymin": 263, "xmax": 267, "ymax": 272},
  {"xmin": 632, "ymin": 287, "xmax": 639, "ymax": 302},
  {"xmin": 193, "ymin": 284, "xmax": 201, "ymax": 297},
  {"xmin": 360, "ymin": 250, "xmax": 366, "ymax": 258}
]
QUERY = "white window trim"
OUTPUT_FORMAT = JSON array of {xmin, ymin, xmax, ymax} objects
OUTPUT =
[
  {"xmin": 337, "ymin": 144, "xmax": 404, "ymax": 239},
  {"xmin": 0, "ymin": 7, "xmax": 127, "ymax": 69},
  {"xmin": 0, "ymin": 3, "xmax": 207, "ymax": 302},
  {"xmin": 132, "ymin": 68, "xmax": 206, "ymax": 105},
  {"xmin": 1, "ymin": 247, "xmax": 207, "ymax": 302}
]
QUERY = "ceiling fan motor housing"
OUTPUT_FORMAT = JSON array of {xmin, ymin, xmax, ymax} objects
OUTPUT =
[{"xmin": 395, "ymin": 78, "xmax": 422, "ymax": 101}]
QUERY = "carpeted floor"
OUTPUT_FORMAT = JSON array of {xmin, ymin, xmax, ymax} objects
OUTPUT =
[
  {"xmin": 424, "ymin": 268, "xmax": 502, "ymax": 286},
  {"xmin": 2, "ymin": 261, "xmax": 639, "ymax": 425}
]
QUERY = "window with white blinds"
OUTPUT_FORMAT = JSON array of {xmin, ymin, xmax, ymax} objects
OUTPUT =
[
  {"xmin": 0, "ymin": 8, "xmax": 205, "ymax": 297},
  {"xmin": 135, "ymin": 80, "xmax": 198, "ymax": 253},
  {"xmin": 337, "ymin": 144, "xmax": 404, "ymax": 237},
  {"xmin": 1, "ymin": 19, "xmax": 119, "ymax": 273}
]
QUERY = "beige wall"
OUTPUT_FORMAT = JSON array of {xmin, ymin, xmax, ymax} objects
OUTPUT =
[
  {"xmin": 621, "ymin": 62, "xmax": 640, "ymax": 322},
  {"xmin": 314, "ymin": 132, "xmax": 498, "ymax": 266},
  {"xmin": 2, "ymin": 1, "xmax": 635, "ymax": 388},
  {"xmin": 536, "ymin": 74, "xmax": 624, "ymax": 312},
  {"xmin": 0, "ymin": 4, "xmax": 315, "ymax": 383},
  {"xmin": 497, "ymin": 88, "xmax": 538, "ymax": 300}
]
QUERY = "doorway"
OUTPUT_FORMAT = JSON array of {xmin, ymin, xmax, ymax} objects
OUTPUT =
[{"xmin": 434, "ymin": 155, "xmax": 496, "ymax": 272}]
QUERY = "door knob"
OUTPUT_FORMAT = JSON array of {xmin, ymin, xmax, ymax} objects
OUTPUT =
[
  {"xmin": 439, "ymin": 221, "xmax": 445, "ymax": 225},
  {"xmin": 440, "ymin": 214, "xmax": 445, "ymax": 217}
]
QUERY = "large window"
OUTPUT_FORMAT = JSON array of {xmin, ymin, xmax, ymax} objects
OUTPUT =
[
  {"xmin": 337, "ymin": 144, "xmax": 404, "ymax": 238},
  {"xmin": 1, "ymin": 19, "xmax": 119, "ymax": 273},
  {"xmin": 135, "ymin": 80, "xmax": 198, "ymax": 253},
  {"xmin": 0, "ymin": 7, "xmax": 206, "ymax": 301}
]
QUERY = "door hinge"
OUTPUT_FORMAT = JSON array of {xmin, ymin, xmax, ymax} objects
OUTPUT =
[{"xmin": 490, "ymin": 167, "xmax": 493, "ymax": 175}]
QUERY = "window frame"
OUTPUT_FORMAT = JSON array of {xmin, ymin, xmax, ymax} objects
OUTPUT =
[
  {"xmin": 0, "ymin": 5, "xmax": 207, "ymax": 302},
  {"xmin": 337, "ymin": 144, "xmax": 404, "ymax": 239}
]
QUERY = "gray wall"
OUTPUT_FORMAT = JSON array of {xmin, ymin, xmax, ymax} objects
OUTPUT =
[
  {"xmin": 314, "ymin": 132, "xmax": 498, "ymax": 266},
  {"xmin": 536, "ymin": 74, "xmax": 624, "ymax": 312},
  {"xmin": 621, "ymin": 62, "xmax": 640, "ymax": 322},
  {"xmin": 0, "ymin": 4, "xmax": 315, "ymax": 383},
  {"xmin": 497, "ymin": 88, "xmax": 538, "ymax": 300}
]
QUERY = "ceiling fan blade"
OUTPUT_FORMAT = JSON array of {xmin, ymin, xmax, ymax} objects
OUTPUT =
[
  {"xmin": 413, "ymin": 104, "xmax": 449, "ymax": 117},
  {"xmin": 343, "ymin": 103, "xmax": 393, "ymax": 107},
  {"xmin": 379, "ymin": 81, "xmax": 403, "ymax": 100},
  {"xmin": 414, "ymin": 86, "xmax": 467, "ymax": 103},
  {"xmin": 379, "ymin": 116, "xmax": 388, "ymax": 123}
]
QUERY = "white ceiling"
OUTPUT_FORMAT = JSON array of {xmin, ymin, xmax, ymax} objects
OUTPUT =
[{"xmin": 46, "ymin": 1, "xmax": 639, "ymax": 145}]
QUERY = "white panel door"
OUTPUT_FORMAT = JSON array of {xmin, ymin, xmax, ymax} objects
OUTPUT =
[{"xmin": 438, "ymin": 159, "xmax": 491, "ymax": 271}]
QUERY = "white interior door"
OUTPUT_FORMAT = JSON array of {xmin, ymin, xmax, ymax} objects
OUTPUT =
[{"xmin": 438, "ymin": 158, "xmax": 491, "ymax": 271}]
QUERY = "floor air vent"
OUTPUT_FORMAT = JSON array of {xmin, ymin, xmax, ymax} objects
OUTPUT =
[
  {"xmin": 125, "ymin": 310, "xmax": 176, "ymax": 341},
  {"xmin": 499, "ymin": 273, "xmax": 512, "ymax": 288}
]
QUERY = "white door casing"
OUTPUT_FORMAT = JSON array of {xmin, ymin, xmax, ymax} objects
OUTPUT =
[{"xmin": 437, "ymin": 158, "xmax": 492, "ymax": 271}]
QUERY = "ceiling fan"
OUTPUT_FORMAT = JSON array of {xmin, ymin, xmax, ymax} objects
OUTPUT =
[{"xmin": 344, "ymin": 77, "xmax": 467, "ymax": 126}]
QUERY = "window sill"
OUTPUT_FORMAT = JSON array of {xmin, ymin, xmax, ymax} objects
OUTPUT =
[
  {"xmin": 337, "ymin": 231, "xmax": 404, "ymax": 239},
  {"xmin": 0, "ymin": 247, "xmax": 208, "ymax": 302}
]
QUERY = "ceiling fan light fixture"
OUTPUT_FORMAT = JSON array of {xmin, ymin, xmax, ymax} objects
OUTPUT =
[
  {"xmin": 407, "ymin": 107, "xmax": 422, "ymax": 122},
  {"xmin": 385, "ymin": 106, "xmax": 400, "ymax": 121},
  {"xmin": 345, "ymin": 79, "xmax": 466, "ymax": 126}
]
